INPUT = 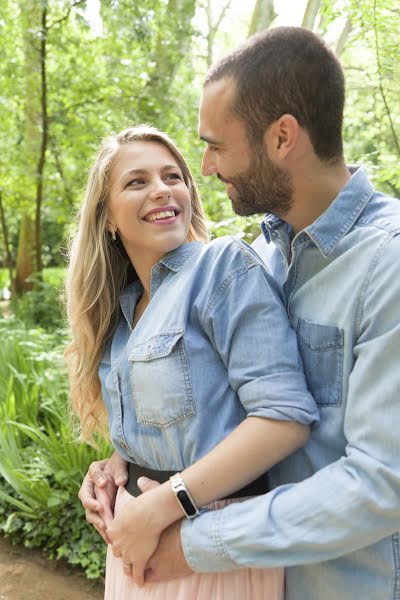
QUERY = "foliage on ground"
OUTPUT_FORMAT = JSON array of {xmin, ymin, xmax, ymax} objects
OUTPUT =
[{"xmin": 0, "ymin": 318, "xmax": 111, "ymax": 579}]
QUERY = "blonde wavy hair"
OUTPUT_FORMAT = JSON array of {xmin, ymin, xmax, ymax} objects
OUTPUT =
[{"xmin": 65, "ymin": 126, "xmax": 209, "ymax": 443}]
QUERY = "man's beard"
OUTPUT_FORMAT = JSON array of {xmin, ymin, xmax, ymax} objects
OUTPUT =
[{"xmin": 227, "ymin": 149, "xmax": 293, "ymax": 217}]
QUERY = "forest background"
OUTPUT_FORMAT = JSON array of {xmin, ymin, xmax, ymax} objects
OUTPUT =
[{"xmin": 0, "ymin": 0, "xmax": 399, "ymax": 581}]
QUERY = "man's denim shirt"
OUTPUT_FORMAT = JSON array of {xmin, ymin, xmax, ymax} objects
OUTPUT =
[
  {"xmin": 181, "ymin": 167, "xmax": 400, "ymax": 600},
  {"xmin": 99, "ymin": 237, "xmax": 317, "ymax": 473}
]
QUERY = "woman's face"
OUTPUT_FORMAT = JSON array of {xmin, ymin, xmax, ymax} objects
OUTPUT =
[{"xmin": 108, "ymin": 141, "xmax": 192, "ymax": 268}]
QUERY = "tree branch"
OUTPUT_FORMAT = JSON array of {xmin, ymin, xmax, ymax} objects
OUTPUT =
[
  {"xmin": 335, "ymin": 18, "xmax": 352, "ymax": 56},
  {"xmin": 49, "ymin": 141, "xmax": 74, "ymax": 206},
  {"xmin": 373, "ymin": 0, "xmax": 400, "ymax": 156},
  {"xmin": 214, "ymin": 0, "xmax": 233, "ymax": 33},
  {"xmin": 47, "ymin": 0, "xmax": 86, "ymax": 30}
]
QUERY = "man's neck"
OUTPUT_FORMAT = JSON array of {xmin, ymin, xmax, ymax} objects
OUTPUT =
[{"xmin": 284, "ymin": 159, "xmax": 351, "ymax": 234}]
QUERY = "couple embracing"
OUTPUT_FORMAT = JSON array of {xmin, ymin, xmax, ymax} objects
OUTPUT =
[{"xmin": 65, "ymin": 27, "xmax": 400, "ymax": 600}]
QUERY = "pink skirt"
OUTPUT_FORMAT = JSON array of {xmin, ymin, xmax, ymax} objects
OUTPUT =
[{"xmin": 104, "ymin": 487, "xmax": 283, "ymax": 600}]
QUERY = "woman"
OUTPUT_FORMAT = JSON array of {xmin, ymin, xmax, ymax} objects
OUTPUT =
[{"xmin": 65, "ymin": 126, "xmax": 318, "ymax": 599}]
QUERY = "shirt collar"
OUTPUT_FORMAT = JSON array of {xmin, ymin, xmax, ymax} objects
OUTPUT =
[
  {"xmin": 119, "ymin": 241, "xmax": 203, "ymax": 323},
  {"xmin": 158, "ymin": 240, "xmax": 203, "ymax": 272},
  {"xmin": 261, "ymin": 166, "xmax": 374, "ymax": 257}
]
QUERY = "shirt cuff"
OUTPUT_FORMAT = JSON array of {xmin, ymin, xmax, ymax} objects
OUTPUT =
[
  {"xmin": 181, "ymin": 508, "xmax": 238, "ymax": 573},
  {"xmin": 238, "ymin": 372, "xmax": 319, "ymax": 425}
]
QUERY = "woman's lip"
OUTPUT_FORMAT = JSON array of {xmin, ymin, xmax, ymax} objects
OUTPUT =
[
  {"xmin": 143, "ymin": 205, "xmax": 179, "ymax": 219},
  {"xmin": 146, "ymin": 215, "xmax": 178, "ymax": 225}
]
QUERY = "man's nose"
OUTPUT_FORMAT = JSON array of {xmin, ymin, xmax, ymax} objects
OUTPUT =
[{"xmin": 201, "ymin": 147, "xmax": 216, "ymax": 176}]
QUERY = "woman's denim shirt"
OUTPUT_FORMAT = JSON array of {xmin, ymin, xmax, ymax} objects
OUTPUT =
[{"xmin": 99, "ymin": 236, "xmax": 318, "ymax": 471}]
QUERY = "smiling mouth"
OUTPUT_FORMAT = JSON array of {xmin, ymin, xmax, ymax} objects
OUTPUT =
[{"xmin": 143, "ymin": 209, "xmax": 179, "ymax": 223}]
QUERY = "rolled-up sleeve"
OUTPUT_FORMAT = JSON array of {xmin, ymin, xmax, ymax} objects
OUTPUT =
[{"xmin": 203, "ymin": 262, "xmax": 319, "ymax": 425}]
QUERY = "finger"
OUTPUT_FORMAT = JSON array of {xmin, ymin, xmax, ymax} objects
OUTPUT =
[
  {"xmin": 122, "ymin": 561, "xmax": 132, "ymax": 577},
  {"xmin": 96, "ymin": 527, "xmax": 111, "ymax": 544},
  {"xmin": 85, "ymin": 509, "xmax": 107, "ymax": 532},
  {"xmin": 95, "ymin": 485, "xmax": 115, "ymax": 528},
  {"xmin": 78, "ymin": 476, "xmax": 103, "ymax": 512},
  {"xmin": 131, "ymin": 561, "xmax": 145, "ymax": 586},
  {"xmin": 111, "ymin": 545, "xmax": 122, "ymax": 559},
  {"xmin": 105, "ymin": 454, "xmax": 129, "ymax": 487},
  {"xmin": 114, "ymin": 467, "xmax": 128, "ymax": 487},
  {"xmin": 81, "ymin": 494, "xmax": 103, "ymax": 513},
  {"xmin": 137, "ymin": 476, "xmax": 160, "ymax": 493},
  {"xmin": 78, "ymin": 475, "xmax": 99, "ymax": 509},
  {"xmin": 84, "ymin": 509, "xmax": 111, "ymax": 543},
  {"xmin": 88, "ymin": 459, "xmax": 110, "ymax": 487}
]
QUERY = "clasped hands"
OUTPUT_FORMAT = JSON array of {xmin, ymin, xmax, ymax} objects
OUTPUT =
[
  {"xmin": 78, "ymin": 452, "xmax": 192, "ymax": 585},
  {"xmin": 107, "ymin": 483, "xmax": 179, "ymax": 585}
]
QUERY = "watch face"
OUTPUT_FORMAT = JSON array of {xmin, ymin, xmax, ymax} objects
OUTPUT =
[{"xmin": 177, "ymin": 489, "xmax": 197, "ymax": 517}]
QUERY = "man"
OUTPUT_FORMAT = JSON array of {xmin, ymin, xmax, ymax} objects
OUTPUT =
[{"xmin": 80, "ymin": 27, "xmax": 400, "ymax": 599}]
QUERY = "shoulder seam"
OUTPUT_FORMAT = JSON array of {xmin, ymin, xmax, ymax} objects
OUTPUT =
[
  {"xmin": 229, "ymin": 236, "xmax": 259, "ymax": 269},
  {"xmin": 203, "ymin": 262, "xmax": 260, "ymax": 322}
]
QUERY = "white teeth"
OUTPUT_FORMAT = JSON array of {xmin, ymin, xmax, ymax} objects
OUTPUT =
[{"xmin": 146, "ymin": 210, "xmax": 176, "ymax": 222}]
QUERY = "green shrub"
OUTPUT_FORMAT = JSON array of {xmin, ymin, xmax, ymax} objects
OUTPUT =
[
  {"xmin": 10, "ymin": 278, "xmax": 65, "ymax": 331},
  {"xmin": 0, "ymin": 318, "xmax": 112, "ymax": 579}
]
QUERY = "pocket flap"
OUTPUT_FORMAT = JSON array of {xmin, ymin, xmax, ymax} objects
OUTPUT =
[
  {"xmin": 297, "ymin": 318, "xmax": 343, "ymax": 351},
  {"xmin": 129, "ymin": 330, "xmax": 184, "ymax": 361}
]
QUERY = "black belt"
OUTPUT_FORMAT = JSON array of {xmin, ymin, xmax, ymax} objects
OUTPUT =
[{"xmin": 126, "ymin": 462, "xmax": 269, "ymax": 499}]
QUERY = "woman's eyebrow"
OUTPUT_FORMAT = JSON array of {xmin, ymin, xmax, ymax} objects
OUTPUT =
[{"xmin": 122, "ymin": 165, "xmax": 181, "ymax": 180}]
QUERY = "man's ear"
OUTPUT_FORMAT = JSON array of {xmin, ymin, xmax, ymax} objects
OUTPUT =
[{"xmin": 263, "ymin": 114, "xmax": 300, "ymax": 161}]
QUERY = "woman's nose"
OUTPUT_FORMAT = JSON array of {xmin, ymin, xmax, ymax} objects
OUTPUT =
[{"xmin": 149, "ymin": 178, "xmax": 172, "ymax": 200}]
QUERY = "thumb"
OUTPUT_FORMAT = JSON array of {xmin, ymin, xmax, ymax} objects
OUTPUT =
[
  {"xmin": 137, "ymin": 476, "xmax": 161, "ymax": 493},
  {"xmin": 114, "ymin": 464, "xmax": 128, "ymax": 487}
]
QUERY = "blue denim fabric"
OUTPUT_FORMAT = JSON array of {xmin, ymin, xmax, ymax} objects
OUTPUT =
[
  {"xmin": 99, "ymin": 236, "xmax": 318, "ymax": 472},
  {"xmin": 181, "ymin": 167, "xmax": 400, "ymax": 600}
]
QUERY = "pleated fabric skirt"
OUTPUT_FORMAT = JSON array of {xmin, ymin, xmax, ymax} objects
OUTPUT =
[{"xmin": 104, "ymin": 487, "xmax": 284, "ymax": 600}]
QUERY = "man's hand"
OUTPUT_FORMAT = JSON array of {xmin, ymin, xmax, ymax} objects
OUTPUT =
[
  {"xmin": 136, "ymin": 477, "xmax": 194, "ymax": 582},
  {"xmin": 78, "ymin": 452, "xmax": 128, "ymax": 543}
]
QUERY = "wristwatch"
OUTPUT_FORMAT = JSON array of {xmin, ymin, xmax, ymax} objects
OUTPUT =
[{"xmin": 170, "ymin": 473, "xmax": 199, "ymax": 519}]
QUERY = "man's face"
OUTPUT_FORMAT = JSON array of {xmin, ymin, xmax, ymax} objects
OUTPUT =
[{"xmin": 199, "ymin": 77, "xmax": 293, "ymax": 216}]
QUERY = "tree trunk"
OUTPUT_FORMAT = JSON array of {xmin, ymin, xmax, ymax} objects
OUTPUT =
[
  {"xmin": 144, "ymin": 0, "xmax": 197, "ymax": 114},
  {"xmin": 248, "ymin": 0, "xmax": 276, "ymax": 37},
  {"xmin": 0, "ymin": 190, "xmax": 15, "ymax": 296},
  {"xmin": 205, "ymin": 0, "xmax": 233, "ymax": 67},
  {"xmin": 16, "ymin": 0, "xmax": 48, "ymax": 288},
  {"xmin": 15, "ymin": 213, "xmax": 35, "ymax": 294},
  {"xmin": 35, "ymin": 1, "xmax": 48, "ymax": 275},
  {"xmin": 301, "ymin": 0, "xmax": 321, "ymax": 31}
]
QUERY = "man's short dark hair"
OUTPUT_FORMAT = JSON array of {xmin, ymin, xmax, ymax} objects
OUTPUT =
[{"xmin": 205, "ymin": 27, "xmax": 345, "ymax": 162}]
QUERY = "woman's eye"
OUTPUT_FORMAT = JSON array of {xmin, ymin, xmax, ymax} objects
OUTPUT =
[
  {"xmin": 126, "ymin": 178, "xmax": 144, "ymax": 186},
  {"xmin": 165, "ymin": 173, "xmax": 182, "ymax": 181}
]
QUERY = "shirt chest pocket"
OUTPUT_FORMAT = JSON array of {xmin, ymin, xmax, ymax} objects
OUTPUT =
[
  {"xmin": 128, "ymin": 330, "xmax": 196, "ymax": 428},
  {"xmin": 296, "ymin": 318, "xmax": 344, "ymax": 407}
]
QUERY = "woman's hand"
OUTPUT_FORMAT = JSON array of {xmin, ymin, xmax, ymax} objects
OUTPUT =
[
  {"xmin": 107, "ymin": 482, "xmax": 183, "ymax": 585},
  {"xmin": 78, "ymin": 451, "xmax": 128, "ymax": 542}
]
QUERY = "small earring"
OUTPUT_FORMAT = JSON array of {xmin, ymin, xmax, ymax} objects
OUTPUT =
[{"xmin": 111, "ymin": 230, "xmax": 116, "ymax": 241}]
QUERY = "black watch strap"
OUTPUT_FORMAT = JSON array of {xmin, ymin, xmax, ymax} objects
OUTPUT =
[{"xmin": 170, "ymin": 473, "xmax": 199, "ymax": 519}]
